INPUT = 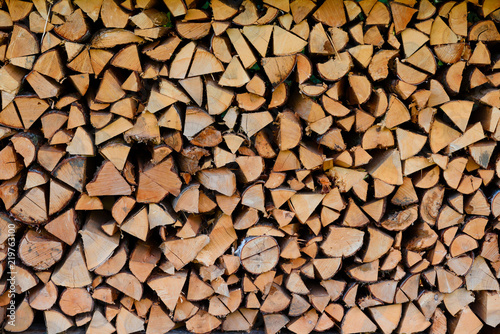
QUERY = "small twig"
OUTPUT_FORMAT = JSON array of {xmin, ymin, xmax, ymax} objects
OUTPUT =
[
  {"xmin": 41, "ymin": 2, "xmax": 53, "ymax": 44},
  {"xmin": 326, "ymin": 27, "xmax": 339, "ymax": 58}
]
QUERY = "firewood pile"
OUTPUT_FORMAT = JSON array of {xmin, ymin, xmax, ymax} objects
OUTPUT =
[{"xmin": 1, "ymin": 0, "xmax": 500, "ymax": 333}]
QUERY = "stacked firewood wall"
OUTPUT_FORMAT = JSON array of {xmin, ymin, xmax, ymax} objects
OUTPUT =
[{"xmin": 0, "ymin": 0, "xmax": 499, "ymax": 333}]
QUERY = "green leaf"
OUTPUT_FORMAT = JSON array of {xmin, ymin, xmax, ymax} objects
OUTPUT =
[
  {"xmin": 310, "ymin": 74, "xmax": 322, "ymax": 84},
  {"xmin": 255, "ymin": 0, "xmax": 264, "ymax": 10},
  {"xmin": 202, "ymin": 1, "xmax": 210, "ymax": 9},
  {"xmin": 250, "ymin": 63, "xmax": 261, "ymax": 71},
  {"xmin": 467, "ymin": 12, "xmax": 480, "ymax": 23},
  {"xmin": 163, "ymin": 11, "xmax": 173, "ymax": 28}
]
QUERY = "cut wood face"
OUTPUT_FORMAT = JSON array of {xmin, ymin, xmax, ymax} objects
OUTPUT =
[
  {"xmin": 239, "ymin": 236, "xmax": 280, "ymax": 274},
  {"xmin": 2, "ymin": 1, "xmax": 500, "ymax": 334}
]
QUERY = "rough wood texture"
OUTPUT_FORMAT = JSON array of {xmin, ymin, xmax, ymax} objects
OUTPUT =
[{"xmin": 1, "ymin": 1, "xmax": 500, "ymax": 333}]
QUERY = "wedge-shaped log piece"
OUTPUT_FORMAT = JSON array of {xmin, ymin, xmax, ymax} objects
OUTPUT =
[
  {"xmin": 341, "ymin": 307, "xmax": 377, "ymax": 334},
  {"xmin": 95, "ymin": 117, "xmax": 134, "ymax": 145},
  {"xmin": 396, "ymin": 128, "xmax": 426, "ymax": 160},
  {"xmin": 348, "ymin": 259, "xmax": 379, "ymax": 282},
  {"xmin": 80, "ymin": 212, "xmax": 119, "ymax": 270},
  {"xmin": 367, "ymin": 149, "xmax": 403, "ymax": 185},
  {"xmin": 184, "ymin": 106, "xmax": 214, "ymax": 138},
  {"xmin": 238, "ymin": 91, "xmax": 266, "ymax": 111},
  {"xmin": 362, "ymin": 226, "xmax": 393, "ymax": 262},
  {"xmin": 189, "ymin": 47, "xmax": 224, "ymax": 77},
  {"xmin": 121, "ymin": 206, "xmax": 149, "ymax": 241},
  {"xmin": 173, "ymin": 183, "xmax": 199, "ymax": 213},
  {"xmin": 143, "ymin": 34, "xmax": 182, "ymax": 62},
  {"xmin": 240, "ymin": 111, "xmax": 273, "ymax": 137},
  {"xmin": 0, "ymin": 144, "xmax": 22, "ymax": 180},
  {"xmin": 33, "ymin": 49, "xmax": 64, "ymax": 82},
  {"xmin": 264, "ymin": 314, "xmax": 289, "ymax": 334},
  {"xmin": 405, "ymin": 221, "xmax": 438, "ymax": 251},
  {"xmin": 15, "ymin": 96, "xmax": 49, "ymax": 130},
  {"xmin": 124, "ymin": 111, "xmax": 161, "ymax": 144},
  {"xmin": 206, "ymin": 80, "xmax": 234, "ymax": 115},
  {"xmin": 448, "ymin": 122, "xmax": 485, "ymax": 154},
  {"xmin": 186, "ymin": 310, "xmax": 221, "ymax": 334},
  {"xmin": 4, "ymin": 298, "xmax": 34, "ymax": 332},
  {"xmin": 116, "ymin": 308, "xmax": 144, "ymax": 334},
  {"xmin": 67, "ymin": 127, "xmax": 95, "ymax": 156},
  {"xmin": 177, "ymin": 21, "xmax": 211, "ymax": 40},
  {"xmin": 95, "ymin": 69, "xmax": 125, "ymax": 103},
  {"xmin": 137, "ymin": 156, "xmax": 182, "ymax": 202},
  {"xmin": 317, "ymin": 52, "xmax": 352, "ymax": 81},
  {"xmin": 44, "ymin": 309, "xmax": 74, "ymax": 334},
  {"xmin": 98, "ymin": 140, "xmax": 131, "ymax": 172},
  {"xmin": 227, "ymin": 28, "xmax": 257, "ymax": 68},
  {"xmin": 369, "ymin": 50, "xmax": 398, "ymax": 82},
  {"xmin": 219, "ymin": 56, "xmax": 250, "ymax": 87},
  {"xmin": 288, "ymin": 193, "xmax": 324, "ymax": 223},
  {"xmin": 101, "ymin": 0, "xmax": 129, "ymax": 28},
  {"xmin": 148, "ymin": 271, "xmax": 187, "ymax": 311},
  {"xmin": 261, "ymin": 283, "xmax": 291, "ymax": 314},
  {"xmin": 368, "ymin": 304, "xmax": 401, "ymax": 334},
  {"xmin": 398, "ymin": 302, "xmax": 431, "ymax": 334},
  {"xmin": 52, "ymin": 242, "xmax": 92, "ymax": 288},
  {"xmin": 448, "ymin": 307, "xmax": 483, "ymax": 334},
  {"xmin": 443, "ymin": 288, "xmax": 474, "ymax": 317},
  {"xmin": 107, "ymin": 272, "xmax": 143, "ymax": 300},
  {"xmin": 262, "ymin": 55, "xmax": 296, "ymax": 86},
  {"xmin": 436, "ymin": 266, "xmax": 463, "ymax": 293},
  {"xmin": 45, "ymin": 208, "xmax": 78, "ymax": 246},
  {"xmin": 242, "ymin": 25, "xmax": 273, "ymax": 57},
  {"xmin": 441, "ymin": 100, "xmax": 474, "ymax": 132},
  {"xmin": 87, "ymin": 309, "xmax": 115, "ymax": 334},
  {"xmin": 160, "ymin": 235, "xmax": 210, "ymax": 270},
  {"xmin": 10, "ymin": 186, "xmax": 47, "ymax": 224},
  {"xmin": 187, "ymin": 271, "xmax": 214, "ymax": 301},
  {"xmin": 86, "ymin": 161, "xmax": 132, "ymax": 196},
  {"xmin": 198, "ymin": 168, "xmax": 236, "ymax": 197},
  {"xmin": 111, "ymin": 44, "xmax": 142, "ymax": 72},
  {"xmin": 385, "ymin": 95, "xmax": 410, "ymax": 129},
  {"xmin": 312, "ymin": 0, "xmax": 345, "ymax": 27},
  {"xmin": 430, "ymin": 16, "xmax": 458, "ymax": 45},
  {"xmin": 466, "ymin": 256, "xmax": 500, "ymax": 291},
  {"xmin": 391, "ymin": 2, "xmax": 417, "ymax": 32},
  {"xmin": 0, "ymin": 102, "xmax": 23, "ymax": 129},
  {"xmin": 223, "ymin": 308, "xmax": 258, "ymax": 331},
  {"xmin": 163, "ymin": 0, "xmax": 187, "ymax": 16},
  {"xmin": 54, "ymin": 9, "xmax": 89, "ymax": 42},
  {"xmin": 196, "ymin": 214, "xmax": 237, "ymax": 266},
  {"xmin": 471, "ymin": 291, "xmax": 500, "ymax": 327},
  {"xmin": 273, "ymin": 26, "xmax": 307, "ymax": 56},
  {"xmin": 321, "ymin": 226, "xmax": 364, "ymax": 258},
  {"xmin": 48, "ymin": 178, "xmax": 74, "ymax": 216},
  {"xmin": 7, "ymin": 24, "xmax": 39, "ymax": 59},
  {"xmin": 146, "ymin": 303, "xmax": 175, "ymax": 334}
]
